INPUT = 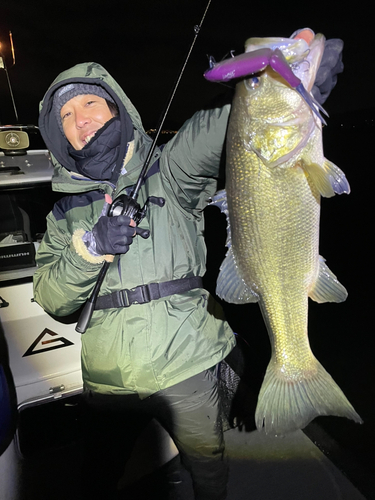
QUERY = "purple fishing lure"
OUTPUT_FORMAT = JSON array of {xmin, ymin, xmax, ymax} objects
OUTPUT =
[{"xmin": 204, "ymin": 46, "xmax": 328, "ymax": 125}]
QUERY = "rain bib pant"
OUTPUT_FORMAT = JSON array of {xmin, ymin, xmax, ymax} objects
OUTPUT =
[{"xmin": 80, "ymin": 367, "xmax": 228, "ymax": 500}]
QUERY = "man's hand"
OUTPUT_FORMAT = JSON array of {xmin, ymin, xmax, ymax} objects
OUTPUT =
[{"xmin": 92, "ymin": 215, "xmax": 136, "ymax": 255}]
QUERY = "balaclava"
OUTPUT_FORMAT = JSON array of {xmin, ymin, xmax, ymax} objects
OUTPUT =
[{"xmin": 53, "ymin": 83, "xmax": 134, "ymax": 182}]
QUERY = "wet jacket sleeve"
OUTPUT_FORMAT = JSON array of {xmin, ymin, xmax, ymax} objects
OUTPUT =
[
  {"xmin": 33, "ymin": 210, "xmax": 103, "ymax": 316},
  {"xmin": 161, "ymin": 105, "xmax": 230, "ymax": 214}
]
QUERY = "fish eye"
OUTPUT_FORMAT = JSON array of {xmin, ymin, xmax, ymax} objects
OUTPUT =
[{"xmin": 244, "ymin": 76, "xmax": 260, "ymax": 90}]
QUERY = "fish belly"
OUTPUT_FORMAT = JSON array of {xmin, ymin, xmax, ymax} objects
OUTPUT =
[
  {"xmin": 227, "ymin": 149, "xmax": 320, "ymax": 377},
  {"xmin": 226, "ymin": 144, "xmax": 361, "ymax": 434}
]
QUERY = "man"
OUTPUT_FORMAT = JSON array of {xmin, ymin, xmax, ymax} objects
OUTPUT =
[{"xmin": 34, "ymin": 62, "xmax": 235, "ymax": 500}]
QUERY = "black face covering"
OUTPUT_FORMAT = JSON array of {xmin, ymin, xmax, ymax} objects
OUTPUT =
[
  {"xmin": 68, "ymin": 115, "xmax": 133, "ymax": 182},
  {"xmin": 68, "ymin": 117, "xmax": 120, "ymax": 181}
]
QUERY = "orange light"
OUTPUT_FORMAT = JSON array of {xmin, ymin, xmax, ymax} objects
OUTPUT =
[{"xmin": 9, "ymin": 31, "xmax": 15, "ymax": 65}]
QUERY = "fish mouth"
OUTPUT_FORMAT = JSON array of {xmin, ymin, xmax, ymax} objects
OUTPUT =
[{"xmin": 245, "ymin": 35, "xmax": 310, "ymax": 64}]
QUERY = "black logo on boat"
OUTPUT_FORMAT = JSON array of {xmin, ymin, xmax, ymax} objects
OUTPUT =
[{"xmin": 23, "ymin": 328, "xmax": 74, "ymax": 357}]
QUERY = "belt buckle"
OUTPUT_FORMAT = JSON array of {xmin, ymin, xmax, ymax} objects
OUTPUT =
[
  {"xmin": 120, "ymin": 285, "xmax": 151, "ymax": 307},
  {"xmin": 131, "ymin": 284, "xmax": 151, "ymax": 304},
  {"xmin": 120, "ymin": 289, "xmax": 131, "ymax": 307},
  {"xmin": 140, "ymin": 284, "xmax": 151, "ymax": 303}
]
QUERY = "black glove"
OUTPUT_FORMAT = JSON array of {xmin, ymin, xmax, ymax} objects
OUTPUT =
[
  {"xmin": 312, "ymin": 38, "xmax": 344, "ymax": 105},
  {"xmin": 92, "ymin": 215, "xmax": 136, "ymax": 255}
]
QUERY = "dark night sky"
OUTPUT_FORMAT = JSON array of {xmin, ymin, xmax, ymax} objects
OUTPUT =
[
  {"xmin": 1, "ymin": 1, "xmax": 374, "ymax": 488},
  {"xmin": 0, "ymin": 0, "xmax": 374, "ymax": 128}
]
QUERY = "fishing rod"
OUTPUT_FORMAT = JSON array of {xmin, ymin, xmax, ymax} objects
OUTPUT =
[
  {"xmin": 76, "ymin": 0, "xmax": 212, "ymax": 333},
  {"xmin": 130, "ymin": 0, "xmax": 212, "ymax": 201},
  {"xmin": 108, "ymin": 0, "xmax": 212, "ymax": 221}
]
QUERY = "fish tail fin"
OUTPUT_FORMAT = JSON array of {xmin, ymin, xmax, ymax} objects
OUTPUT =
[{"xmin": 255, "ymin": 358, "xmax": 362, "ymax": 435}]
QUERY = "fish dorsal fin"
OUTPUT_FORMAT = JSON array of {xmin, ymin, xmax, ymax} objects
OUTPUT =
[
  {"xmin": 303, "ymin": 159, "xmax": 350, "ymax": 198},
  {"xmin": 210, "ymin": 190, "xmax": 259, "ymax": 304},
  {"xmin": 309, "ymin": 256, "xmax": 348, "ymax": 303}
]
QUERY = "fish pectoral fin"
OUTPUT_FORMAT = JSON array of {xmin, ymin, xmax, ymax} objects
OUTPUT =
[
  {"xmin": 309, "ymin": 256, "xmax": 348, "ymax": 303},
  {"xmin": 217, "ymin": 247, "xmax": 259, "ymax": 304},
  {"xmin": 303, "ymin": 159, "xmax": 350, "ymax": 197}
]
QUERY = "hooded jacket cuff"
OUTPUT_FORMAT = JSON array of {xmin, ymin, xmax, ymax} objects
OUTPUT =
[{"xmin": 72, "ymin": 228, "xmax": 105, "ymax": 264}]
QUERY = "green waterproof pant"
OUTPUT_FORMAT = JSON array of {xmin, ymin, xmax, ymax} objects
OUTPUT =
[{"xmin": 80, "ymin": 366, "xmax": 228, "ymax": 500}]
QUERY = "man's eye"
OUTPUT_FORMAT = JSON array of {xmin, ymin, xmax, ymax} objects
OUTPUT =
[{"xmin": 61, "ymin": 111, "xmax": 71, "ymax": 120}]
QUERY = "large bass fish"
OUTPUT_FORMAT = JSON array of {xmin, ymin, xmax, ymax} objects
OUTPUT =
[{"xmin": 205, "ymin": 29, "xmax": 362, "ymax": 434}]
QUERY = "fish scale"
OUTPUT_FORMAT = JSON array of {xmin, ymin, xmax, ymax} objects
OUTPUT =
[
  {"xmin": 228, "ymin": 147, "xmax": 319, "ymax": 370},
  {"xmin": 210, "ymin": 29, "xmax": 361, "ymax": 435}
]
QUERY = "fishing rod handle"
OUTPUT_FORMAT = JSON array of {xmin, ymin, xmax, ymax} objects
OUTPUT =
[{"xmin": 75, "ymin": 258, "xmax": 112, "ymax": 334}]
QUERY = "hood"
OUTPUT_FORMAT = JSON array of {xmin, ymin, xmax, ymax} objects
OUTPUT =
[{"xmin": 38, "ymin": 62, "xmax": 153, "ymax": 192}]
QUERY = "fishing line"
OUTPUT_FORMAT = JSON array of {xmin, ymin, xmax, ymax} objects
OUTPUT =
[
  {"xmin": 130, "ymin": 0, "xmax": 212, "ymax": 199},
  {"xmin": 76, "ymin": 0, "xmax": 213, "ymax": 334}
]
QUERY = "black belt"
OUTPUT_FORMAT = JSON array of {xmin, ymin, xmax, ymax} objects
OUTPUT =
[{"xmin": 94, "ymin": 276, "xmax": 203, "ymax": 310}]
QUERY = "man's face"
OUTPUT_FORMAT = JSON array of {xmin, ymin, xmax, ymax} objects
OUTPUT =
[{"xmin": 60, "ymin": 94, "xmax": 113, "ymax": 150}]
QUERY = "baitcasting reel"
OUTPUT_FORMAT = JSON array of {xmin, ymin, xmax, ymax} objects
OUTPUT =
[
  {"xmin": 75, "ymin": 193, "xmax": 166, "ymax": 334},
  {"xmin": 108, "ymin": 194, "xmax": 165, "ymax": 239}
]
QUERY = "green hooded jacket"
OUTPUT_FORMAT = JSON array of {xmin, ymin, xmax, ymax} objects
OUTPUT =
[{"xmin": 34, "ymin": 62, "xmax": 235, "ymax": 397}]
